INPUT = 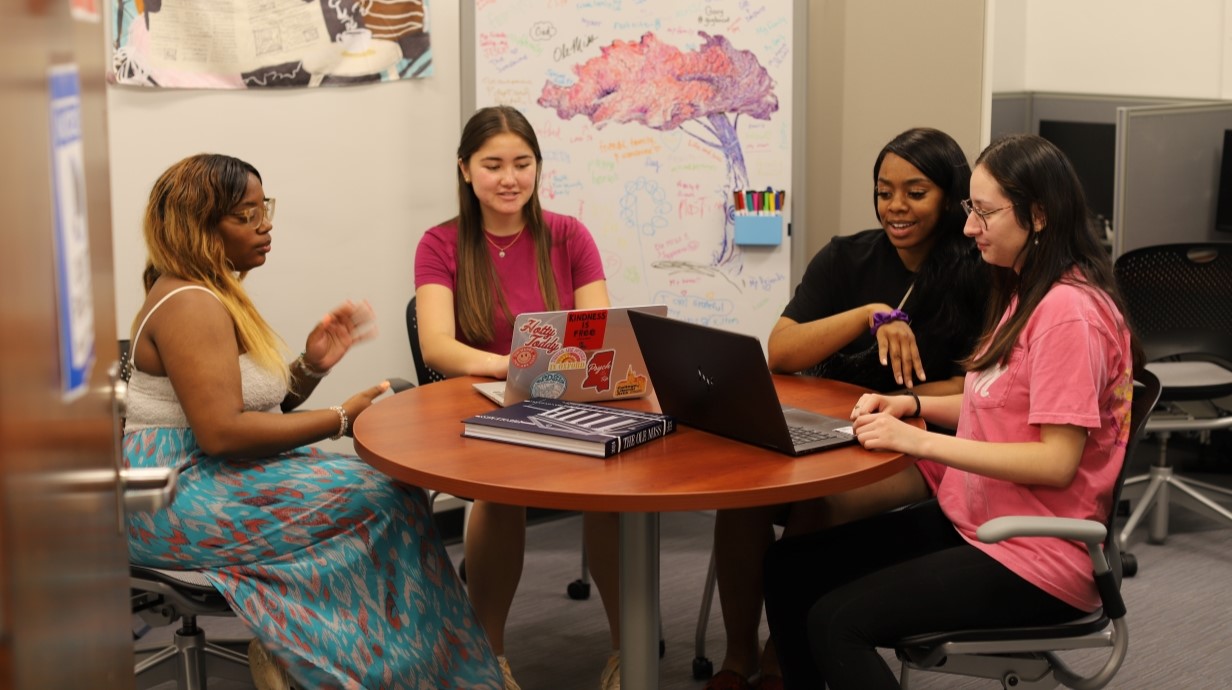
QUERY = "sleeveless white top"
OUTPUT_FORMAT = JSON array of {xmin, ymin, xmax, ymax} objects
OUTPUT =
[{"xmin": 124, "ymin": 286, "xmax": 287, "ymax": 432}]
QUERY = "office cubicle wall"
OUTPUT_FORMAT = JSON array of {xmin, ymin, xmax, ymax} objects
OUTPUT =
[
  {"xmin": 991, "ymin": 92, "xmax": 1031, "ymax": 141},
  {"xmin": 991, "ymin": 92, "xmax": 1189, "ymax": 241},
  {"xmin": 1113, "ymin": 102, "xmax": 1232, "ymax": 258},
  {"xmin": 992, "ymin": 92, "xmax": 1184, "ymax": 140}
]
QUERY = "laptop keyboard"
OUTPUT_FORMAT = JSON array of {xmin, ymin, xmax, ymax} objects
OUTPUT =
[{"xmin": 788, "ymin": 425, "xmax": 846, "ymax": 445}]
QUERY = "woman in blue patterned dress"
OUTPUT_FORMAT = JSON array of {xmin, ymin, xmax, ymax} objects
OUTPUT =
[{"xmin": 123, "ymin": 153, "xmax": 501, "ymax": 690}]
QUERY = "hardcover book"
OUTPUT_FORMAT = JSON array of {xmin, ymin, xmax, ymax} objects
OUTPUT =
[{"xmin": 461, "ymin": 399, "xmax": 676, "ymax": 458}]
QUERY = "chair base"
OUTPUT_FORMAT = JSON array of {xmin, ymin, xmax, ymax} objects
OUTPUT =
[
  {"xmin": 1119, "ymin": 465, "xmax": 1232, "ymax": 547},
  {"xmin": 135, "ymin": 627, "xmax": 252, "ymax": 690},
  {"xmin": 900, "ymin": 653, "xmax": 1062, "ymax": 690}
]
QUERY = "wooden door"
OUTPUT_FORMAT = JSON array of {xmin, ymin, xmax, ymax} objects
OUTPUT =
[{"xmin": 0, "ymin": 0, "xmax": 136, "ymax": 686}]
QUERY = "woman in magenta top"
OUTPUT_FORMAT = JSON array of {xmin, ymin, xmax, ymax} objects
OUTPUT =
[
  {"xmin": 761, "ymin": 134, "xmax": 1140, "ymax": 689},
  {"xmin": 414, "ymin": 105, "xmax": 621, "ymax": 690}
]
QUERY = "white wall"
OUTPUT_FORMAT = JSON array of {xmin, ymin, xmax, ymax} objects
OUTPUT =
[
  {"xmin": 108, "ymin": 2, "xmax": 461, "ymax": 452},
  {"xmin": 806, "ymin": 1, "xmax": 987, "ymax": 259},
  {"xmin": 995, "ymin": 0, "xmax": 1232, "ymax": 100}
]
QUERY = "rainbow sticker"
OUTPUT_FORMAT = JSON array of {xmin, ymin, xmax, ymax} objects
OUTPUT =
[{"xmin": 548, "ymin": 346, "xmax": 588, "ymax": 371}]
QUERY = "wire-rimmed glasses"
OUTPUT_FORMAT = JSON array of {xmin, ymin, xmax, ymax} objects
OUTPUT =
[
  {"xmin": 232, "ymin": 198, "xmax": 276, "ymax": 228},
  {"xmin": 959, "ymin": 198, "xmax": 1013, "ymax": 229}
]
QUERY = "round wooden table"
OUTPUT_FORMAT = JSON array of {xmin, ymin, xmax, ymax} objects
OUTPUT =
[{"xmin": 353, "ymin": 375, "xmax": 917, "ymax": 689}]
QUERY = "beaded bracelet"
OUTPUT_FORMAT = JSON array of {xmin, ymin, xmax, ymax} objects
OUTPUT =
[
  {"xmin": 296, "ymin": 353, "xmax": 330, "ymax": 379},
  {"xmin": 870, "ymin": 308, "xmax": 911, "ymax": 336},
  {"xmin": 328, "ymin": 405, "xmax": 349, "ymax": 440}
]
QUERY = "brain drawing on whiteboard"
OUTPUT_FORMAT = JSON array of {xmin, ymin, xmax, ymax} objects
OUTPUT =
[{"xmin": 538, "ymin": 31, "xmax": 779, "ymax": 274}]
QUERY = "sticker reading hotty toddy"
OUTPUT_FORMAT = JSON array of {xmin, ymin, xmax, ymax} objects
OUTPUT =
[{"xmin": 564, "ymin": 309, "xmax": 608, "ymax": 350}]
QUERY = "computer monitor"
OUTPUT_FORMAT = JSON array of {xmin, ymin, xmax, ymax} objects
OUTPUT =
[
  {"xmin": 1038, "ymin": 119, "xmax": 1117, "ymax": 227},
  {"xmin": 1215, "ymin": 129, "xmax": 1232, "ymax": 233}
]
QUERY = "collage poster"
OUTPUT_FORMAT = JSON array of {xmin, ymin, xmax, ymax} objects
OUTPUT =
[{"xmin": 109, "ymin": 0, "xmax": 433, "ymax": 88}]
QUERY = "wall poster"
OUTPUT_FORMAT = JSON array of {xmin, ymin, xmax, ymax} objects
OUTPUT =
[{"xmin": 109, "ymin": 0, "xmax": 433, "ymax": 88}]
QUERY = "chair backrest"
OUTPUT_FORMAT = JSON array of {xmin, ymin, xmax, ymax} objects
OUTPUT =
[
  {"xmin": 1105, "ymin": 367, "xmax": 1162, "ymax": 574},
  {"xmin": 1114, "ymin": 242, "xmax": 1232, "ymax": 364},
  {"xmin": 406, "ymin": 296, "xmax": 447, "ymax": 386}
]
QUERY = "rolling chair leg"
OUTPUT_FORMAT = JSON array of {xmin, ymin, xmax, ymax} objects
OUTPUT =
[{"xmin": 1120, "ymin": 431, "xmax": 1232, "ymax": 548}]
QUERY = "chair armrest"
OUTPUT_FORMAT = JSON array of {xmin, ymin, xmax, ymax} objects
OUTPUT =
[
  {"xmin": 977, "ymin": 516, "xmax": 1112, "ymax": 578},
  {"xmin": 977, "ymin": 516, "xmax": 1106, "ymax": 546}
]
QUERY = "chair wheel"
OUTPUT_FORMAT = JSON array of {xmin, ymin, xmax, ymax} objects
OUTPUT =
[
  {"xmin": 567, "ymin": 579, "xmax": 591, "ymax": 600},
  {"xmin": 692, "ymin": 656, "xmax": 713, "ymax": 680},
  {"xmin": 458, "ymin": 559, "xmax": 467, "ymax": 583},
  {"xmin": 1122, "ymin": 552, "xmax": 1138, "ymax": 577},
  {"xmin": 659, "ymin": 638, "xmax": 666, "ymax": 658}
]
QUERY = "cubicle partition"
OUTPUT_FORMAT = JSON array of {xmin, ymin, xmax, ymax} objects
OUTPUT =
[
  {"xmin": 1113, "ymin": 102, "xmax": 1232, "ymax": 257},
  {"xmin": 990, "ymin": 92, "xmax": 1232, "ymax": 258}
]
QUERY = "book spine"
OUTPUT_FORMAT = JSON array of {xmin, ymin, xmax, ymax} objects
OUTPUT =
[{"xmin": 613, "ymin": 418, "xmax": 676, "ymax": 453}]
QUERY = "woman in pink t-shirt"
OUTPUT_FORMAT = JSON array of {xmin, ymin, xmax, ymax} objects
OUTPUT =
[
  {"xmin": 414, "ymin": 105, "xmax": 620, "ymax": 690},
  {"xmin": 761, "ymin": 134, "xmax": 1141, "ymax": 690}
]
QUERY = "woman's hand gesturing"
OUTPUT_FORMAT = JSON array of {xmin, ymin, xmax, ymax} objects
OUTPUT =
[{"xmin": 302, "ymin": 300, "xmax": 378, "ymax": 373}]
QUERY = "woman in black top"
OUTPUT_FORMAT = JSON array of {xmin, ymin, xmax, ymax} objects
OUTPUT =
[{"xmin": 703, "ymin": 128, "xmax": 988, "ymax": 690}]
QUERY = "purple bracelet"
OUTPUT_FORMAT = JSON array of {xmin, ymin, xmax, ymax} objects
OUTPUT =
[{"xmin": 870, "ymin": 308, "xmax": 911, "ymax": 335}]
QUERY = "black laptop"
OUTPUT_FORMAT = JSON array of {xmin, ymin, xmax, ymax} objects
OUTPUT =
[{"xmin": 627, "ymin": 311, "xmax": 857, "ymax": 456}]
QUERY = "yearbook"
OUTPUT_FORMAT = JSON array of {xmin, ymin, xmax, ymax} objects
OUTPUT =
[{"xmin": 461, "ymin": 398, "xmax": 676, "ymax": 458}]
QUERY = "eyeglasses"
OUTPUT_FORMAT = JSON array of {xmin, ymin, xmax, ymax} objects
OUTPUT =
[
  {"xmin": 960, "ymin": 199, "xmax": 1013, "ymax": 229},
  {"xmin": 231, "ymin": 198, "xmax": 276, "ymax": 228}
]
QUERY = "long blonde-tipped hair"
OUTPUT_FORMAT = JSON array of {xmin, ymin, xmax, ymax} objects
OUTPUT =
[{"xmin": 137, "ymin": 153, "xmax": 287, "ymax": 380}]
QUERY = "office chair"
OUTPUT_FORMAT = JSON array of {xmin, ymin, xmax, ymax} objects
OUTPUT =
[
  {"xmin": 131, "ymin": 566, "xmax": 253, "ymax": 689},
  {"xmin": 1114, "ymin": 243, "xmax": 1232, "ymax": 555},
  {"xmin": 893, "ymin": 368, "xmax": 1161, "ymax": 690},
  {"xmin": 120, "ymin": 340, "xmax": 254, "ymax": 689},
  {"xmin": 407, "ymin": 295, "xmax": 447, "ymax": 386},
  {"xmin": 404, "ymin": 296, "xmax": 594, "ymax": 600}
]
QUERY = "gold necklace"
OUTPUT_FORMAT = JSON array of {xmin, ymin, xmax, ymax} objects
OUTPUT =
[{"xmin": 485, "ymin": 227, "xmax": 525, "ymax": 258}]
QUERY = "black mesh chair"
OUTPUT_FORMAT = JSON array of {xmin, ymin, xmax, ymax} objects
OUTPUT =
[
  {"xmin": 407, "ymin": 296, "xmax": 447, "ymax": 386},
  {"xmin": 894, "ymin": 368, "xmax": 1161, "ymax": 690},
  {"xmin": 1114, "ymin": 243, "xmax": 1232, "ymax": 557},
  {"xmin": 131, "ymin": 566, "xmax": 252, "ymax": 689}
]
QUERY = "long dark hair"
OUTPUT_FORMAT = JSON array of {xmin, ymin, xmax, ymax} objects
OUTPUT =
[
  {"xmin": 964, "ymin": 134, "xmax": 1139, "ymax": 369},
  {"xmin": 454, "ymin": 105, "xmax": 559, "ymax": 345},
  {"xmin": 873, "ymin": 127, "xmax": 985, "ymax": 342}
]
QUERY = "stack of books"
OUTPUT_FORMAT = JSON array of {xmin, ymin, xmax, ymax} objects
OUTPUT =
[{"xmin": 461, "ymin": 398, "xmax": 676, "ymax": 458}]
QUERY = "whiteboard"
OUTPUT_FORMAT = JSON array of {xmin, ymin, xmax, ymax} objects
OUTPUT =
[{"xmin": 468, "ymin": 0, "xmax": 795, "ymax": 343}]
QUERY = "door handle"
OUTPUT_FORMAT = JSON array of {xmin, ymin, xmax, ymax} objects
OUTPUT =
[
  {"xmin": 120, "ymin": 466, "xmax": 178, "ymax": 514},
  {"xmin": 106, "ymin": 360, "xmax": 178, "ymax": 514}
]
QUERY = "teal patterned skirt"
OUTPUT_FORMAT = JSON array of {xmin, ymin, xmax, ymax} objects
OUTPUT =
[{"xmin": 125, "ymin": 427, "xmax": 500, "ymax": 690}]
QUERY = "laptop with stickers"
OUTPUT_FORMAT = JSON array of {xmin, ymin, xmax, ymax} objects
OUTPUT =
[
  {"xmin": 627, "ymin": 310, "xmax": 857, "ymax": 456},
  {"xmin": 473, "ymin": 304, "xmax": 668, "ymax": 407}
]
